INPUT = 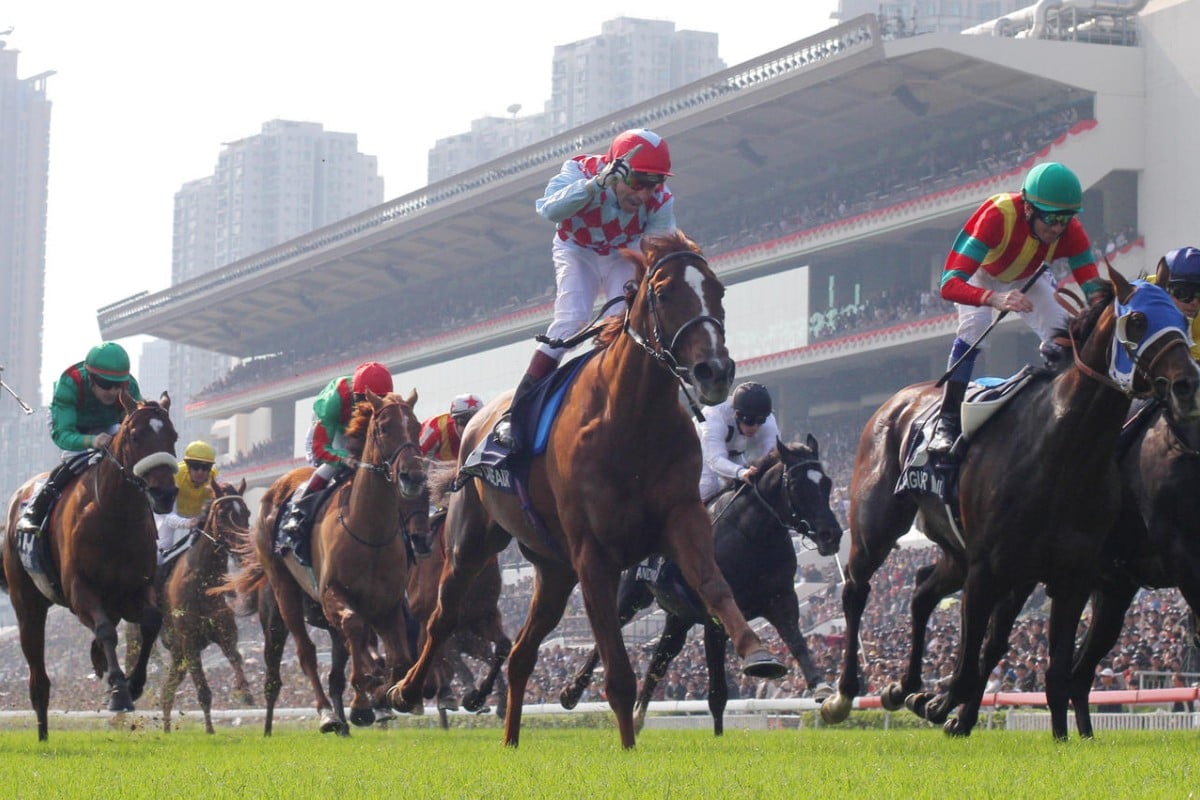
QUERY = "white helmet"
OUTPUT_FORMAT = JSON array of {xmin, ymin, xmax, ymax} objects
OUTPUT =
[{"xmin": 450, "ymin": 393, "xmax": 484, "ymax": 418}]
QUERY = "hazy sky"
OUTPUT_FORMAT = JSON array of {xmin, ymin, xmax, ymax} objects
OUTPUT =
[{"xmin": 6, "ymin": 2, "xmax": 839, "ymax": 396}]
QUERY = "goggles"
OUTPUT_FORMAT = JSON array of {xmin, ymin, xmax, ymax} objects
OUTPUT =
[
  {"xmin": 736, "ymin": 412, "xmax": 768, "ymax": 427},
  {"xmin": 185, "ymin": 460, "xmax": 212, "ymax": 472},
  {"xmin": 1170, "ymin": 283, "xmax": 1200, "ymax": 303},
  {"xmin": 625, "ymin": 172, "xmax": 665, "ymax": 191},
  {"xmin": 1032, "ymin": 207, "xmax": 1076, "ymax": 227},
  {"xmin": 92, "ymin": 375, "xmax": 122, "ymax": 390}
]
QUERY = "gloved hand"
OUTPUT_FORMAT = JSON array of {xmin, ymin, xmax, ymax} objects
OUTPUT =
[{"xmin": 595, "ymin": 157, "xmax": 631, "ymax": 190}]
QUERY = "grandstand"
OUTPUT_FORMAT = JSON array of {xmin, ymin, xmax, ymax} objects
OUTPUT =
[{"xmin": 98, "ymin": 4, "xmax": 1196, "ymax": 527}]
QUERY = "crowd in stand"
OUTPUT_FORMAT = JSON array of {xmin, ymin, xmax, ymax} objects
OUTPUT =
[{"xmin": 3, "ymin": 544, "xmax": 1194, "ymax": 714}]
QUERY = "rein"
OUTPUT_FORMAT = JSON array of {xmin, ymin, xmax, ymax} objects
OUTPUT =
[
  {"xmin": 714, "ymin": 457, "xmax": 823, "ymax": 544},
  {"xmin": 1068, "ymin": 310, "xmax": 1190, "ymax": 397},
  {"xmin": 336, "ymin": 403, "xmax": 425, "ymax": 547},
  {"xmin": 621, "ymin": 250, "xmax": 725, "ymax": 422}
]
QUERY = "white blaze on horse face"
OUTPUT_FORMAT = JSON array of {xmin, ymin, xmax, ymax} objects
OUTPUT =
[
  {"xmin": 683, "ymin": 265, "xmax": 720, "ymax": 349},
  {"xmin": 807, "ymin": 469, "xmax": 824, "ymax": 486},
  {"xmin": 149, "ymin": 418, "xmax": 164, "ymax": 435}
]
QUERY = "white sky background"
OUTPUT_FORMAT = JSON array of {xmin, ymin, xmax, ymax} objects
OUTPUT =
[{"xmin": 6, "ymin": 1, "xmax": 839, "ymax": 397}]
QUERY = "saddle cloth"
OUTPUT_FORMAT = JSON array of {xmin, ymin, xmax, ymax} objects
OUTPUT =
[{"xmin": 14, "ymin": 479, "xmax": 66, "ymax": 605}]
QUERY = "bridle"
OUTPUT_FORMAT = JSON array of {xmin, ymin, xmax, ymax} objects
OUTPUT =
[
  {"xmin": 93, "ymin": 404, "xmax": 178, "ymax": 510},
  {"xmin": 715, "ymin": 454, "xmax": 827, "ymax": 545},
  {"xmin": 194, "ymin": 492, "xmax": 249, "ymax": 553},
  {"xmin": 622, "ymin": 250, "xmax": 726, "ymax": 421},
  {"xmin": 1070, "ymin": 291, "xmax": 1191, "ymax": 397}
]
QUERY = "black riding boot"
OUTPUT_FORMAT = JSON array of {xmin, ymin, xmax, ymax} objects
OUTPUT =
[
  {"xmin": 15, "ymin": 461, "xmax": 77, "ymax": 536},
  {"xmin": 493, "ymin": 351, "xmax": 560, "ymax": 451},
  {"xmin": 277, "ymin": 488, "xmax": 321, "ymax": 557},
  {"xmin": 928, "ymin": 380, "xmax": 967, "ymax": 456}
]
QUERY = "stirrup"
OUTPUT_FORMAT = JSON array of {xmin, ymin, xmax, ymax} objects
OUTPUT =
[
  {"xmin": 927, "ymin": 422, "xmax": 959, "ymax": 455},
  {"xmin": 492, "ymin": 414, "xmax": 514, "ymax": 450}
]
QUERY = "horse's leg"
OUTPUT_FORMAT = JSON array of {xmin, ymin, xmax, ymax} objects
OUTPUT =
[
  {"xmin": 327, "ymin": 630, "xmax": 352, "ymax": 736},
  {"xmin": 702, "ymin": 624, "xmax": 731, "ymax": 737},
  {"xmin": 761, "ymin": 591, "xmax": 822, "ymax": 694},
  {"xmin": 322, "ymin": 585, "xmax": 377, "ymax": 729},
  {"xmin": 661, "ymin": 504, "xmax": 781, "ymax": 677},
  {"xmin": 368, "ymin": 608, "xmax": 412, "ymax": 720},
  {"xmin": 126, "ymin": 588, "xmax": 164, "ymax": 704},
  {"xmin": 1068, "ymin": 583, "xmax": 1135, "ymax": 740},
  {"xmin": 503, "ymin": 563, "xmax": 577, "ymax": 748},
  {"xmin": 463, "ymin": 623, "xmax": 511, "ymax": 714},
  {"xmin": 69, "ymin": 584, "xmax": 136, "ymax": 711},
  {"xmin": 183, "ymin": 636, "xmax": 216, "ymax": 735},
  {"xmin": 1044, "ymin": 589, "xmax": 1090, "ymax": 741},
  {"xmin": 822, "ymin": 495, "xmax": 916, "ymax": 723},
  {"xmin": 271, "ymin": 579, "xmax": 341, "ymax": 734},
  {"xmin": 948, "ymin": 583, "xmax": 1032, "ymax": 737},
  {"xmin": 882, "ymin": 556, "xmax": 962, "ymax": 711},
  {"xmin": 561, "ymin": 568, "xmax": 652, "ymax": 709},
  {"xmin": 259, "ymin": 590, "xmax": 288, "ymax": 737},
  {"xmin": 633, "ymin": 613, "xmax": 690, "ymax": 733},
  {"xmin": 159, "ymin": 643, "xmax": 186, "ymax": 734},
  {"xmin": 13, "ymin": 591, "xmax": 52, "ymax": 740},
  {"xmin": 212, "ymin": 607, "xmax": 254, "ymax": 705}
]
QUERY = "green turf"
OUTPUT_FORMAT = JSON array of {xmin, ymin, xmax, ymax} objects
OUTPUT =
[{"xmin": 0, "ymin": 722, "xmax": 1194, "ymax": 799}]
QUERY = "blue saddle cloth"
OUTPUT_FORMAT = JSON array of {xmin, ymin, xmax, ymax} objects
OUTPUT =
[{"xmin": 460, "ymin": 349, "xmax": 600, "ymax": 494}]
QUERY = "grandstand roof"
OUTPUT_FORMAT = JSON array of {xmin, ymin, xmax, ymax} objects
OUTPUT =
[{"xmin": 99, "ymin": 16, "xmax": 1096, "ymax": 357}]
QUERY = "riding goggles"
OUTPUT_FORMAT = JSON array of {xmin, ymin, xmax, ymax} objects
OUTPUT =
[
  {"xmin": 736, "ymin": 413, "xmax": 768, "ymax": 427},
  {"xmin": 1170, "ymin": 283, "xmax": 1200, "ymax": 303},
  {"xmin": 185, "ymin": 460, "xmax": 212, "ymax": 472},
  {"xmin": 625, "ymin": 172, "xmax": 665, "ymax": 191},
  {"xmin": 92, "ymin": 375, "xmax": 122, "ymax": 390},
  {"xmin": 1032, "ymin": 207, "xmax": 1075, "ymax": 227}
]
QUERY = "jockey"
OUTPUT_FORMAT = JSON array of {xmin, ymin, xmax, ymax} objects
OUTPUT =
[
  {"xmin": 156, "ymin": 440, "xmax": 218, "ymax": 565},
  {"xmin": 493, "ymin": 128, "xmax": 677, "ymax": 451},
  {"xmin": 1150, "ymin": 246, "xmax": 1200, "ymax": 360},
  {"xmin": 414, "ymin": 392, "xmax": 484, "ymax": 558},
  {"xmin": 419, "ymin": 393, "xmax": 484, "ymax": 462},
  {"xmin": 928, "ymin": 162, "xmax": 1104, "ymax": 455},
  {"xmin": 16, "ymin": 342, "xmax": 143, "ymax": 536},
  {"xmin": 696, "ymin": 382, "xmax": 781, "ymax": 501},
  {"xmin": 277, "ymin": 361, "xmax": 394, "ymax": 552}
]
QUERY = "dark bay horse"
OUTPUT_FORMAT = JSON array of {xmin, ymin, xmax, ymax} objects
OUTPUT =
[
  {"xmin": 228, "ymin": 390, "xmax": 428, "ymax": 734},
  {"xmin": 558, "ymin": 436, "xmax": 843, "ymax": 735},
  {"xmin": 386, "ymin": 232, "xmax": 786, "ymax": 749},
  {"xmin": 1, "ymin": 392, "xmax": 179, "ymax": 740},
  {"xmin": 156, "ymin": 479, "xmax": 255, "ymax": 733},
  {"xmin": 819, "ymin": 270, "xmax": 1200, "ymax": 739},
  {"xmin": 406, "ymin": 504, "xmax": 510, "ymax": 727}
]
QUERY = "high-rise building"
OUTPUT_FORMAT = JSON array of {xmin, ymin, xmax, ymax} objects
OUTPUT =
[
  {"xmin": 165, "ymin": 120, "xmax": 384, "ymax": 445},
  {"xmin": 0, "ymin": 35, "xmax": 52, "ymax": 410},
  {"xmin": 834, "ymin": 1, "xmax": 1029, "ymax": 35},
  {"xmin": 428, "ymin": 17, "xmax": 724, "ymax": 182}
]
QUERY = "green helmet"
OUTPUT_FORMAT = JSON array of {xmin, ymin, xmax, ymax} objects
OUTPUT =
[
  {"xmin": 1022, "ymin": 162, "xmax": 1083, "ymax": 213},
  {"xmin": 84, "ymin": 342, "xmax": 131, "ymax": 382}
]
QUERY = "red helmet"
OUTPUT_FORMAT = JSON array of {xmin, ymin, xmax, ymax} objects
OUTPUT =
[
  {"xmin": 351, "ymin": 361, "xmax": 394, "ymax": 396},
  {"xmin": 606, "ymin": 129, "xmax": 672, "ymax": 176}
]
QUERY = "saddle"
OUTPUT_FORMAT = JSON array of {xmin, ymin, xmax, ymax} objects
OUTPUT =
[
  {"xmin": 14, "ymin": 477, "xmax": 68, "ymax": 605},
  {"xmin": 895, "ymin": 367, "xmax": 1039, "ymax": 533},
  {"xmin": 159, "ymin": 527, "xmax": 200, "ymax": 570},
  {"xmin": 635, "ymin": 554, "xmax": 706, "ymax": 623},
  {"xmin": 273, "ymin": 476, "xmax": 344, "ymax": 568}
]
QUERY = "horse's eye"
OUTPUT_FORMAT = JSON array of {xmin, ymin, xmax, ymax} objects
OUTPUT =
[{"xmin": 1124, "ymin": 312, "xmax": 1148, "ymax": 343}]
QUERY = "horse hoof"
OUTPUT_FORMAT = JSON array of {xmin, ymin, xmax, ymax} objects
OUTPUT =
[
  {"xmin": 372, "ymin": 705, "xmax": 396, "ymax": 724},
  {"xmin": 108, "ymin": 690, "xmax": 135, "ymax": 714},
  {"xmin": 812, "ymin": 682, "xmax": 835, "ymax": 702},
  {"xmin": 318, "ymin": 710, "xmax": 344, "ymax": 734},
  {"xmin": 819, "ymin": 693, "xmax": 852, "ymax": 725},
  {"xmin": 349, "ymin": 707, "xmax": 376, "ymax": 727},
  {"xmin": 879, "ymin": 683, "xmax": 907, "ymax": 712},
  {"xmin": 437, "ymin": 695, "xmax": 459, "ymax": 712},
  {"xmin": 462, "ymin": 689, "xmax": 485, "ymax": 712},
  {"xmin": 943, "ymin": 718, "xmax": 970, "ymax": 738},
  {"xmin": 235, "ymin": 690, "xmax": 255, "ymax": 706},
  {"xmin": 558, "ymin": 688, "xmax": 581, "ymax": 710},
  {"xmin": 741, "ymin": 649, "xmax": 787, "ymax": 680}
]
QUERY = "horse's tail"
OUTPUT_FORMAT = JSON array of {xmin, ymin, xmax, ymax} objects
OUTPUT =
[
  {"xmin": 208, "ymin": 532, "xmax": 267, "ymax": 603},
  {"xmin": 428, "ymin": 460, "xmax": 461, "ymax": 506}
]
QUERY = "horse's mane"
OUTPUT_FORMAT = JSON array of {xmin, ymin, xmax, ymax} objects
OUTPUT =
[
  {"xmin": 1065, "ymin": 281, "xmax": 1115, "ymax": 346},
  {"xmin": 747, "ymin": 438, "xmax": 818, "ymax": 473},
  {"xmin": 342, "ymin": 400, "xmax": 375, "ymax": 447},
  {"xmin": 594, "ymin": 231, "xmax": 704, "ymax": 349},
  {"xmin": 427, "ymin": 461, "xmax": 459, "ymax": 506}
]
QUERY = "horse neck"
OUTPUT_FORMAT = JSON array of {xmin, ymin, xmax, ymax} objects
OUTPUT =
[
  {"xmin": 733, "ymin": 462, "xmax": 790, "ymax": 540},
  {"xmin": 188, "ymin": 530, "xmax": 229, "ymax": 587},
  {"xmin": 601, "ymin": 330, "xmax": 690, "ymax": 431},
  {"xmin": 90, "ymin": 445, "xmax": 140, "ymax": 513},
  {"xmin": 343, "ymin": 437, "xmax": 401, "ymax": 544},
  {"xmin": 1047, "ymin": 347, "xmax": 1131, "ymax": 464}
]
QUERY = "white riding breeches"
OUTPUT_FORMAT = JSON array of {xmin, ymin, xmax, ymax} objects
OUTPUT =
[
  {"xmin": 537, "ymin": 239, "xmax": 636, "ymax": 359},
  {"xmin": 955, "ymin": 269, "xmax": 1067, "ymax": 346}
]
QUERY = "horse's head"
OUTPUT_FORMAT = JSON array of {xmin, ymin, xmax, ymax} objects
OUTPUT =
[
  {"xmin": 1080, "ymin": 267, "xmax": 1200, "ymax": 418},
  {"xmin": 113, "ymin": 391, "xmax": 179, "ymax": 514},
  {"xmin": 204, "ymin": 480, "xmax": 251, "ymax": 552},
  {"xmin": 364, "ymin": 390, "xmax": 431, "ymax": 536},
  {"xmin": 777, "ymin": 435, "xmax": 843, "ymax": 557},
  {"xmin": 627, "ymin": 233, "xmax": 736, "ymax": 404}
]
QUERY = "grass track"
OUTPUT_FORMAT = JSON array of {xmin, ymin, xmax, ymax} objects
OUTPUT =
[{"xmin": 0, "ymin": 723, "xmax": 1195, "ymax": 799}]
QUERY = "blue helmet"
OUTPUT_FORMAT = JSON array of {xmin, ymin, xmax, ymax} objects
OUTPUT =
[{"xmin": 1165, "ymin": 247, "xmax": 1200, "ymax": 286}]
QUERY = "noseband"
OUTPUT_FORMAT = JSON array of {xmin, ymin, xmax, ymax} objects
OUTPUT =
[
  {"xmin": 622, "ymin": 250, "xmax": 726, "ymax": 421},
  {"xmin": 95, "ymin": 406, "xmax": 177, "ymax": 508},
  {"xmin": 716, "ymin": 457, "xmax": 827, "ymax": 545}
]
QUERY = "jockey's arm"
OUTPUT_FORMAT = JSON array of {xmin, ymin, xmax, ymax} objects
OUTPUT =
[
  {"xmin": 700, "ymin": 412, "xmax": 747, "ymax": 481},
  {"xmin": 536, "ymin": 160, "xmax": 596, "ymax": 223}
]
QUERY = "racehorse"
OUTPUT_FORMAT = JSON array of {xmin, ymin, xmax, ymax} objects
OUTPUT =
[
  {"xmin": 1, "ymin": 392, "xmax": 179, "ymax": 740},
  {"xmin": 386, "ymin": 232, "xmax": 787, "ymax": 749},
  {"xmin": 558, "ymin": 436, "xmax": 843, "ymax": 734},
  {"xmin": 406, "ymin": 503, "xmax": 510, "ymax": 728},
  {"xmin": 819, "ymin": 269, "xmax": 1200, "ymax": 739},
  {"xmin": 227, "ymin": 390, "xmax": 428, "ymax": 734},
  {"xmin": 155, "ymin": 479, "xmax": 255, "ymax": 733}
]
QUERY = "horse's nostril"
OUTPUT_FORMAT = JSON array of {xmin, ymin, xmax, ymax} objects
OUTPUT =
[{"xmin": 693, "ymin": 362, "xmax": 713, "ymax": 382}]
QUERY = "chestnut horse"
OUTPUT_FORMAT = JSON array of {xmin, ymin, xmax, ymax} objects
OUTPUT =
[
  {"xmin": 406, "ymin": 506, "xmax": 510, "ymax": 727},
  {"xmin": 819, "ymin": 270, "xmax": 1200, "ymax": 739},
  {"xmin": 229, "ymin": 390, "xmax": 428, "ymax": 734},
  {"xmin": 1, "ymin": 392, "xmax": 179, "ymax": 740},
  {"xmin": 156, "ymin": 479, "xmax": 255, "ymax": 733},
  {"xmin": 386, "ymin": 233, "xmax": 786, "ymax": 748},
  {"xmin": 558, "ymin": 436, "xmax": 844, "ymax": 735}
]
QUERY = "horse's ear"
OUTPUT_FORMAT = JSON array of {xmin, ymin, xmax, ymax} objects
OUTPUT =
[
  {"xmin": 1108, "ymin": 262, "xmax": 1135, "ymax": 304},
  {"xmin": 160, "ymin": 391, "xmax": 171, "ymax": 412},
  {"xmin": 366, "ymin": 388, "xmax": 382, "ymax": 408},
  {"xmin": 236, "ymin": 478, "xmax": 247, "ymax": 495},
  {"xmin": 1154, "ymin": 256, "xmax": 1171, "ymax": 288},
  {"xmin": 806, "ymin": 433, "xmax": 820, "ymax": 458},
  {"xmin": 404, "ymin": 388, "xmax": 418, "ymax": 408},
  {"xmin": 120, "ymin": 389, "xmax": 138, "ymax": 414}
]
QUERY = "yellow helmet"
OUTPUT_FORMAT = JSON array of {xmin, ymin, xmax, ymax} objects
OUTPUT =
[{"xmin": 183, "ymin": 440, "xmax": 216, "ymax": 464}]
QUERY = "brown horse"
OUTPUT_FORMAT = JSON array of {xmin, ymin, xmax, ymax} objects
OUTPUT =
[
  {"xmin": 1, "ymin": 392, "xmax": 179, "ymax": 740},
  {"xmin": 155, "ymin": 479, "xmax": 255, "ymax": 733},
  {"xmin": 386, "ymin": 232, "xmax": 786, "ymax": 749},
  {"xmin": 229, "ymin": 390, "xmax": 428, "ymax": 734},
  {"xmin": 819, "ymin": 269, "xmax": 1200, "ymax": 739},
  {"xmin": 406, "ymin": 485, "xmax": 511, "ymax": 728}
]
